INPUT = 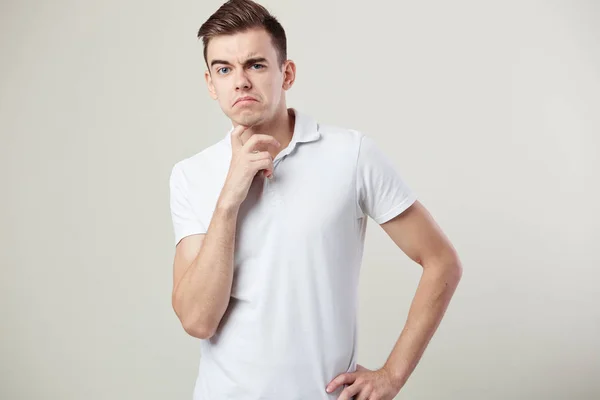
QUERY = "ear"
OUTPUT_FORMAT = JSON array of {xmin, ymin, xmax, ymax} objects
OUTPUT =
[
  {"xmin": 282, "ymin": 60, "xmax": 296, "ymax": 91},
  {"xmin": 205, "ymin": 70, "xmax": 218, "ymax": 100}
]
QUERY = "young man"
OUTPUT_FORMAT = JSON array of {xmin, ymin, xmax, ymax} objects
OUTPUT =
[{"xmin": 169, "ymin": 1, "xmax": 462, "ymax": 399}]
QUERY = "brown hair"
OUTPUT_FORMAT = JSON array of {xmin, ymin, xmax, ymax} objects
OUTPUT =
[{"xmin": 198, "ymin": 0, "xmax": 287, "ymax": 68}]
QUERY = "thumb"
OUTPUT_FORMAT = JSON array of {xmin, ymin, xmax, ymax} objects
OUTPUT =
[{"xmin": 230, "ymin": 124, "xmax": 248, "ymax": 149}]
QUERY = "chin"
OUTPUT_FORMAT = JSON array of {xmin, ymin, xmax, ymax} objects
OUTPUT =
[{"xmin": 231, "ymin": 109, "xmax": 265, "ymax": 128}]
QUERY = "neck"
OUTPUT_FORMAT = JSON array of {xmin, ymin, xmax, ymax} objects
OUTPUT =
[{"xmin": 240, "ymin": 107, "xmax": 295, "ymax": 156}]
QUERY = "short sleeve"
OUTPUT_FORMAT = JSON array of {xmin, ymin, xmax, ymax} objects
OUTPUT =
[
  {"xmin": 355, "ymin": 135, "xmax": 417, "ymax": 224},
  {"xmin": 169, "ymin": 163, "xmax": 207, "ymax": 246}
]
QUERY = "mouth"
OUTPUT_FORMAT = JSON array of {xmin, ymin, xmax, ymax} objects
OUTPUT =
[{"xmin": 234, "ymin": 96, "xmax": 258, "ymax": 106}]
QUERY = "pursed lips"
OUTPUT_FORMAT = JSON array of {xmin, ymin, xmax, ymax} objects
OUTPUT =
[{"xmin": 234, "ymin": 96, "xmax": 258, "ymax": 106}]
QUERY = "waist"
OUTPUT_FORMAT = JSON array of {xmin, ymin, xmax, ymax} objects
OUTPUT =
[{"xmin": 194, "ymin": 341, "xmax": 356, "ymax": 400}]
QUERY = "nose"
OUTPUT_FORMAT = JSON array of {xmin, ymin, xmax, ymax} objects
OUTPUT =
[{"xmin": 235, "ymin": 69, "xmax": 252, "ymax": 91}]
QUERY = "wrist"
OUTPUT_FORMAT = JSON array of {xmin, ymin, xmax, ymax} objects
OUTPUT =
[
  {"xmin": 382, "ymin": 363, "xmax": 407, "ymax": 392},
  {"xmin": 215, "ymin": 197, "xmax": 240, "ymax": 216}
]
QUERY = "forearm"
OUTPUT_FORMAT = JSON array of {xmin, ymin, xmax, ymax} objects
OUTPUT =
[
  {"xmin": 173, "ymin": 202, "xmax": 239, "ymax": 337},
  {"xmin": 383, "ymin": 260, "xmax": 462, "ymax": 390}
]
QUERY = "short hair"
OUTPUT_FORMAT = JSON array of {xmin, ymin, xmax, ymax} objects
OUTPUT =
[{"xmin": 198, "ymin": 0, "xmax": 287, "ymax": 68}]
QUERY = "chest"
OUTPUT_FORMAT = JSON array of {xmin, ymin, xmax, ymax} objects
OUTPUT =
[{"xmin": 237, "ymin": 152, "xmax": 357, "ymax": 240}]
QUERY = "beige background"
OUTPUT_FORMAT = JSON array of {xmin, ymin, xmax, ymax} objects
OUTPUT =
[{"xmin": 1, "ymin": 0, "xmax": 599, "ymax": 399}]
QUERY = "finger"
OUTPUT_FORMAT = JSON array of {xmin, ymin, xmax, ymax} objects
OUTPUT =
[
  {"xmin": 251, "ymin": 152, "xmax": 274, "ymax": 178},
  {"xmin": 244, "ymin": 134, "xmax": 281, "ymax": 152},
  {"xmin": 249, "ymin": 151, "xmax": 272, "ymax": 162},
  {"xmin": 355, "ymin": 387, "xmax": 372, "ymax": 400},
  {"xmin": 230, "ymin": 124, "xmax": 248, "ymax": 149},
  {"xmin": 326, "ymin": 373, "xmax": 356, "ymax": 394},
  {"xmin": 254, "ymin": 158, "xmax": 274, "ymax": 178},
  {"xmin": 337, "ymin": 382, "xmax": 362, "ymax": 400}
]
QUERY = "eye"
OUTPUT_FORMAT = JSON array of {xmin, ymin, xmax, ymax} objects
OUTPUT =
[
  {"xmin": 217, "ymin": 67, "xmax": 230, "ymax": 74},
  {"xmin": 250, "ymin": 64, "xmax": 265, "ymax": 70}
]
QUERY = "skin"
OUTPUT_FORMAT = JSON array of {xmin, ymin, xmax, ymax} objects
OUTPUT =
[
  {"xmin": 204, "ymin": 27, "xmax": 297, "ymax": 159},
  {"xmin": 172, "ymin": 27, "xmax": 463, "ymax": 400},
  {"xmin": 326, "ymin": 201, "xmax": 463, "ymax": 399},
  {"xmin": 172, "ymin": 28, "xmax": 293, "ymax": 341}
]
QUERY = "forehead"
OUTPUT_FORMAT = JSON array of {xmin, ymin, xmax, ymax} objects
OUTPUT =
[{"xmin": 206, "ymin": 28, "xmax": 277, "ymax": 63}]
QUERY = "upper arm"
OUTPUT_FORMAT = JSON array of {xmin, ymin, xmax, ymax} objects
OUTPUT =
[
  {"xmin": 355, "ymin": 134, "xmax": 417, "ymax": 222},
  {"xmin": 172, "ymin": 234, "xmax": 206, "ymax": 296},
  {"xmin": 380, "ymin": 200, "xmax": 459, "ymax": 267},
  {"xmin": 169, "ymin": 162, "xmax": 208, "ymax": 296},
  {"xmin": 352, "ymin": 134, "xmax": 456, "ymax": 267},
  {"xmin": 170, "ymin": 163, "xmax": 208, "ymax": 246}
]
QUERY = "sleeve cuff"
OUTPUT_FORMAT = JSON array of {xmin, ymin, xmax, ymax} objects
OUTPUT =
[{"xmin": 372, "ymin": 193, "xmax": 418, "ymax": 224}]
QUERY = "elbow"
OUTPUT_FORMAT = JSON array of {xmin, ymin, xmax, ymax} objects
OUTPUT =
[
  {"xmin": 423, "ymin": 251, "xmax": 463, "ymax": 283},
  {"xmin": 172, "ymin": 295, "xmax": 217, "ymax": 339},
  {"xmin": 182, "ymin": 319, "xmax": 217, "ymax": 340},
  {"xmin": 443, "ymin": 252, "xmax": 463, "ymax": 281},
  {"xmin": 451, "ymin": 251, "xmax": 463, "ymax": 278},
  {"xmin": 447, "ymin": 256, "xmax": 463, "ymax": 287}
]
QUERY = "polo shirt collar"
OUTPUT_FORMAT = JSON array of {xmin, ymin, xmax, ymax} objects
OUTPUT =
[{"xmin": 224, "ymin": 108, "xmax": 321, "ymax": 153}]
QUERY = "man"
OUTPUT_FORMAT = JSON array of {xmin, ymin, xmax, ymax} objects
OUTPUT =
[{"xmin": 169, "ymin": 1, "xmax": 462, "ymax": 399}]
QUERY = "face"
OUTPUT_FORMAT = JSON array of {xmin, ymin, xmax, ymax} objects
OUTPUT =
[{"xmin": 204, "ymin": 28, "xmax": 296, "ymax": 127}]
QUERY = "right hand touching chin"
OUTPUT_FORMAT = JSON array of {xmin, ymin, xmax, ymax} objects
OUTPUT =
[{"xmin": 219, "ymin": 124, "xmax": 281, "ymax": 208}]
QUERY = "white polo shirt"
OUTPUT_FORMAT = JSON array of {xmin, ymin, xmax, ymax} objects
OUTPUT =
[{"xmin": 169, "ymin": 108, "xmax": 417, "ymax": 400}]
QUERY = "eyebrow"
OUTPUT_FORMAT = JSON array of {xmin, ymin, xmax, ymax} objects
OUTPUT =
[{"xmin": 210, "ymin": 57, "xmax": 268, "ymax": 68}]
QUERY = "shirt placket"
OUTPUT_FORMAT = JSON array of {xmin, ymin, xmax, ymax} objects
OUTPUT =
[{"xmin": 263, "ymin": 149, "xmax": 290, "ymax": 206}]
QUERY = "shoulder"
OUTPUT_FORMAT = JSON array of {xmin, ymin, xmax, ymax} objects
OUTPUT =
[
  {"xmin": 315, "ymin": 121, "xmax": 368, "ymax": 160},
  {"xmin": 317, "ymin": 121, "xmax": 365, "ymax": 143},
  {"xmin": 316, "ymin": 119, "xmax": 393, "ymax": 162},
  {"xmin": 170, "ymin": 136, "xmax": 231, "ymax": 188}
]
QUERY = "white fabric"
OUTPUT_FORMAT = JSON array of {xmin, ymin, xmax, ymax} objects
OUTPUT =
[{"xmin": 169, "ymin": 109, "xmax": 417, "ymax": 400}]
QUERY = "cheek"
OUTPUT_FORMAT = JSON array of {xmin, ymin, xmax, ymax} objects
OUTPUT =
[
  {"xmin": 263, "ymin": 76, "xmax": 284, "ymax": 99},
  {"xmin": 212, "ymin": 80, "xmax": 227, "ymax": 97},
  {"xmin": 213, "ymin": 81, "xmax": 234, "ymax": 106}
]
